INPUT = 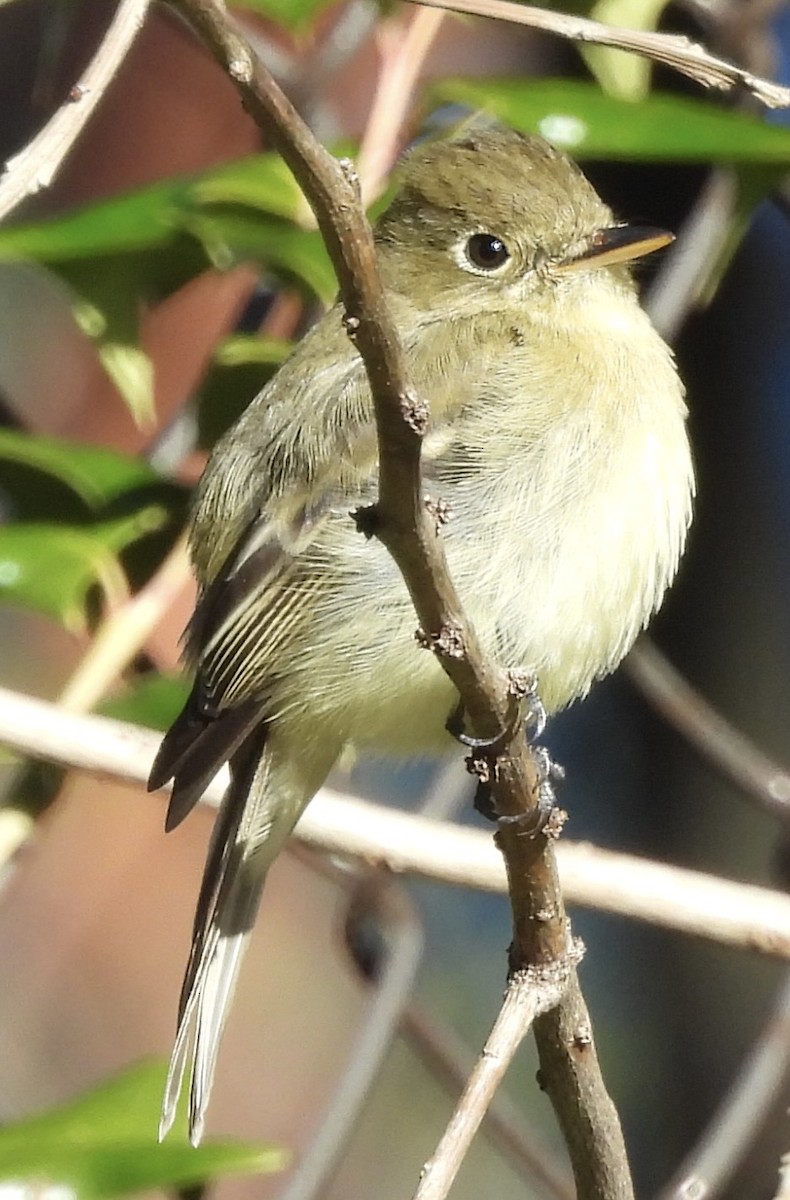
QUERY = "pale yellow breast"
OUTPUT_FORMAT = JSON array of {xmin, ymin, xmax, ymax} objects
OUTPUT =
[{"xmin": 440, "ymin": 286, "xmax": 694, "ymax": 711}]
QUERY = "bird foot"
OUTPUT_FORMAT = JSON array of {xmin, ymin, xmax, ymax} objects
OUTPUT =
[
  {"xmin": 446, "ymin": 672, "xmax": 564, "ymax": 834},
  {"xmin": 495, "ymin": 745, "xmax": 565, "ymax": 834},
  {"xmin": 444, "ymin": 669, "xmax": 545, "ymax": 753}
]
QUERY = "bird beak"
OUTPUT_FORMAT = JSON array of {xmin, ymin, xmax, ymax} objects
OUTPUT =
[{"xmin": 556, "ymin": 225, "xmax": 674, "ymax": 273}]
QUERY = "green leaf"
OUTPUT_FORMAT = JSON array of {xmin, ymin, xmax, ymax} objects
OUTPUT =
[
  {"xmin": 191, "ymin": 153, "xmax": 309, "ymax": 220},
  {"xmin": 0, "ymin": 429, "xmax": 189, "ymax": 612},
  {"xmin": 215, "ymin": 333, "xmax": 293, "ymax": 367},
  {"xmin": 67, "ymin": 260, "xmax": 156, "ymax": 428},
  {"xmin": 0, "ymin": 508, "xmax": 173, "ymax": 632},
  {"xmin": 0, "ymin": 154, "xmax": 310, "ymax": 262},
  {"xmin": 0, "ymin": 1061, "xmax": 286, "ymax": 1198},
  {"xmin": 430, "ymin": 78, "xmax": 790, "ymax": 164},
  {"xmin": 231, "ymin": 0, "xmax": 338, "ymax": 31},
  {"xmin": 92, "ymin": 507, "xmax": 174, "ymax": 555},
  {"xmin": 0, "ymin": 430, "xmax": 161, "ymax": 510},
  {"xmin": 98, "ymin": 342, "xmax": 155, "ymax": 428},
  {"xmin": 100, "ymin": 673, "xmax": 191, "ymax": 731},
  {"xmin": 583, "ymin": 0, "xmax": 669, "ymax": 101},
  {"xmin": 182, "ymin": 211, "xmax": 335, "ymax": 301},
  {"xmin": 0, "ymin": 153, "xmax": 335, "ymax": 419},
  {"xmin": 0, "ymin": 525, "xmax": 129, "ymax": 632}
]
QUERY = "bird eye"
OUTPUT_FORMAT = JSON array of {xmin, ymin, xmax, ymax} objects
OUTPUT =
[{"xmin": 465, "ymin": 233, "xmax": 510, "ymax": 271}]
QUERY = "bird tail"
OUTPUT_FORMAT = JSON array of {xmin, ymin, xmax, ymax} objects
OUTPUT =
[{"xmin": 159, "ymin": 729, "xmax": 337, "ymax": 1145}]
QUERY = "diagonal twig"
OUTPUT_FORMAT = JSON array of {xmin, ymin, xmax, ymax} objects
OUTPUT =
[
  {"xmin": 655, "ymin": 970, "xmax": 790, "ymax": 1200},
  {"xmin": 402, "ymin": 1000, "xmax": 576, "ymax": 1199},
  {"xmin": 413, "ymin": 963, "xmax": 579, "ymax": 1200},
  {"xmin": 0, "ymin": 0, "xmax": 153, "ymax": 221},
  {"xmin": 644, "ymin": 171, "xmax": 739, "ymax": 345},
  {"xmin": 281, "ymin": 874, "xmax": 425, "ymax": 1200},
  {"xmin": 356, "ymin": 4, "xmax": 447, "ymax": 204},
  {"xmin": 409, "ymin": 0, "xmax": 790, "ymax": 107},
  {"xmin": 627, "ymin": 637, "xmax": 790, "ymax": 822}
]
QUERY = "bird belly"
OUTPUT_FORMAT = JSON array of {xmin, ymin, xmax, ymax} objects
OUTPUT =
[
  {"xmin": 450, "ymin": 424, "xmax": 693, "ymax": 713},
  {"xmin": 269, "ymin": 419, "xmax": 691, "ymax": 758}
]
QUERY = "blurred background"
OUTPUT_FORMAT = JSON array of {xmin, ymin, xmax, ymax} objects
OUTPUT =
[{"xmin": 1, "ymin": 1, "xmax": 790, "ymax": 1197}]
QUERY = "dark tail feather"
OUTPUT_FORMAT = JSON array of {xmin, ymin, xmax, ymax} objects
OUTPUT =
[
  {"xmin": 159, "ymin": 729, "xmax": 295, "ymax": 1145},
  {"xmin": 177, "ymin": 729, "xmax": 267, "ymax": 1018}
]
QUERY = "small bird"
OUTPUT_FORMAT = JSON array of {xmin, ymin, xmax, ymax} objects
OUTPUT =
[{"xmin": 149, "ymin": 125, "xmax": 694, "ymax": 1143}]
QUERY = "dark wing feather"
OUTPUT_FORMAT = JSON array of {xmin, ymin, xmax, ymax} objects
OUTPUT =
[
  {"xmin": 150, "ymin": 693, "xmax": 261, "ymax": 832},
  {"xmin": 149, "ymin": 501, "xmax": 332, "ymax": 831}
]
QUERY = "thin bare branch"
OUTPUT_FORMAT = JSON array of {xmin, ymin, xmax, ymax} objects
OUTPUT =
[
  {"xmin": 655, "ymin": 970, "xmax": 790, "ymax": 1200},
  {"xmin": 298, "ymin": 790, "xmax": 573, "ymax": 1200},
  {"xmin": 288, "ymin": 0, "xmax": 381, "ymax": 132},
  {"xmin": 0, "ymin": 809, "xmax": 34, "ymax": 889},
  {"xmin": 626, "ymin": 638, "xmax": 790, "ymax": 821},
  {"xmin": 57, "ymin": 532, "xmax": 191, "ymax": 713},
  {"xmin": 357, "ymin": 5, "xmax": 446, "ymax": 204},
  {"xmin": 294, "ymin": 838, "xmax": 575, "ymax": 1200},
  {"xmin": 413, "ymin": 962, "xmax": 577, "ymax": 1200},
  {"xmin": 776, "ymin": 1152, "xmax": 790, "ymax": 1200},
  {"xmin": 410, "ymin": 0, "xmax": 790, "ymax": 106},
  {"xmin": 3, "ymin": 687, "xmax": 790, "ymax": 958},
  {"xmin": 281, "ymin": 876, "xmax": 424, "ymax": 1200},
  {"xmin": 403, "ymin": 1003, "xmax": 576, "ymax": 1200},
  {"xmin": 0, "ymin": 0, "xmax": 152, "ymax": 220},
  {"xmin": 644, "ymin": 172, "xmax": 739, "ymax": 344}
]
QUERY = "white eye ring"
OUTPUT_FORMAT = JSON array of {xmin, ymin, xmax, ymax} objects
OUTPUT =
[{"xmin": 457, "ymin": 232, "xmax": 511, "ymax": 274}]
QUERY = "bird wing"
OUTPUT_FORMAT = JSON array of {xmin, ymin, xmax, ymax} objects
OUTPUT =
[
  {"xmin": 148, "ymin": 297, "xmax": 480, "ymax": 830},
  {"xmin": 148, "ymin": 496, "xmax": 336, "ymax": 830}
]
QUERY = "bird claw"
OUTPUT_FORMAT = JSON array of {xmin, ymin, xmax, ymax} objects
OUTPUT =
[
  {"xmin": 526, "ymin": 693, "xmax": 547, "ymax": 739},
  {"xmin": 507, "ymin": 669, "xmax": 547, "ymax": 738},
  {"xmin": 495, "ymin": 745, "xmax": 565, "ymax": 833},
  {"xmin": 445, "ymin": 697, "xmax": 515, "ymax": 754},
  {"xmin": 470, "ymin": 734, "xmax": 561, "ymax": 830},
  {"xmin": 450, "ymin": 673, "xmax": 564, "ymax": 833},
  {"xmin": 473, "ymin": 779, "xmax": 496, "ymax": 822},
  {"xmin": 445, "ymin": 669, "xmax": 545, "ymax": 752}
]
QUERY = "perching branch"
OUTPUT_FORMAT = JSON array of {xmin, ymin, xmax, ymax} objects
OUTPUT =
[
  {"xmin": 0, "ymin": 0, "xmax": 152, "ymax": 220},
  {"xmin": 164, "ymin": 0, "xmax": 630, "ymax": 1195},
  {"xmin": 410, "ymin": 0, "xmax": 790, "ymax": 107}
]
